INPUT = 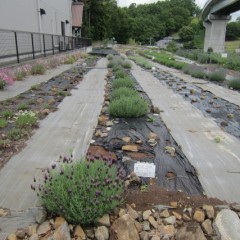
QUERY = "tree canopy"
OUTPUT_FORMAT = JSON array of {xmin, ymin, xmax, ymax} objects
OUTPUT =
[{"xmin": 81, "ymin": 0, "xmax": 199, "ymax": 44}]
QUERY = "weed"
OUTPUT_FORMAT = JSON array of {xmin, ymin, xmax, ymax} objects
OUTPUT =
[
  {"xmin": 15, "ymin": 70, "xmax": 27, "ymax": 81},
  {"xmin": 0, "ymin": 139, "xmax": 11, "ymax": 150},
  {"xmin": 190, "ymin": 70, "xmax": 206, "ymax": 79},
  {"xmin": 0, "ymin": 118, "xmax": 8, "ymax": 128},
  {"xmin": 15, "ymin": 111, "xmax": 38, "ymax": 128},
  {"xmin": 31, "ymin": 84, "xmax": 41, "ymax": 91},
  {"xmin": 17, "ymin": 103, "xmax": 29, "ymax": 111},
  {"xmin": 7, "ymin": 128, "xmax": 27, "ymax": 141},
  {"xmin": 114, "ymin": 70, "xmax": 128, "ymax": 79},
  {"xmin": 0, "ymin": 110, "xmax": 14, "ymax": 119},
  {"xmin": 31, "ymin": 64, "xmax": 46, "ymax": 75},
  {"xmin": 0, "ymin": 79, "xmax": 6, "ymax": 90}
]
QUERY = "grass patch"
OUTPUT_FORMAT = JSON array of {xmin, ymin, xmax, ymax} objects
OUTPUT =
[
  {"xmin": 17, "ymin": 103, "xmax": 29, "ymax": 111},
  {"xmin": 114, "ymin": 70, "xmax": 128, "ymax": 79},
  {"xmin": 15, "ymin": 111, "xmax": 38, "ymax": 128},
  {"xmin": 190, "ymin": 70, "xmax": 206, "ymax": 79},
  {"xmin": 7, "ymin": 128, "xmax": 27, "ymax": 141},
  {"xmin": 0, "ymin": 118, "xmax": 8, "ymax": 128},
  {"xmin": 229, "ymin": 79, "xmax": 240, "ymax": 90},
  {"xmin": 0, "ymin": 110, "xmax": 14, "ymax": 119}
]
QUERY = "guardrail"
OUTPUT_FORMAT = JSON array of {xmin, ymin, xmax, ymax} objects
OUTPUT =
[{"xmin": 0, "ymin": 29, "xmax": 92, "ymax": 67}]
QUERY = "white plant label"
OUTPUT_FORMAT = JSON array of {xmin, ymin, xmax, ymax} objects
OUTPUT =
[{"xmin": 134, "ymin": 162, "xmax": 156, "ymax": 178}]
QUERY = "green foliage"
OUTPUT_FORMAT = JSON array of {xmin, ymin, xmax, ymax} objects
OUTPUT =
[
  {"xmin": 226, "ymin": 22, "xmax": 240, "ymax": 41},
  {"xmin": 15, "ymin": 71, "xmax": 27, "ymax": 81},
  {"xmin": 0, "ymin": 110, "xmax": 14, "ymax": 119},
  {"xmin": 17, "ymin": 103, "xmax": 29, "ymax": 111},
  {"xmin": 0, "ymin": 80, "xmax": 6, "ymax": 90},
  {"xmin": 35, "ymin": 159, "xmax": 124, "ymax": 225},
  {"xmin": 65, "ymin": 56, "xmax": 76, "ymax": 64},
  {"xmin": 107, "ymin": 54, "xmax": 114, "ymax": 60},
  {"xmin": 110, "ymin": 87, "xmax": 137, "ymax": 101},
  {"xmin": 114, "ymin": 70, "xmax": 128, "ymax": 79},
  {"xmin": 31, "ymin": 64, "xmax": 46, "ymax": 75},
  {"xmin": 167, "ymin": 41, "xmax": 179, "ymax": 53},
  {"xmin": 109, "ymin": 95, "xmax": 149, "ymax": 117},
  {"xmin": 31, "ymin": 84, "xmax": 41, "ymax": 91},
  {"xmin": 129, "ymin": 55, "xmax": 153, "ymax": 69},
  {"xmin": 15, "ymin": 111, "xmax": 38, "ymax": 129},
  {"xmin": 0, "ymin": 139, "xmax": 10, "ymax": 150},
  {"xmin": 229, "ymin": 79, "xmax": 240, "ymax": 90},
  {"xmin": 190, "ymin": 70, "xmax": 206, "ymax": 79},
  {"xmin": 7, "ymin": 128, "xmax": 27, "ymax": 141},
  {"xmin": 112, "ymin": 77, "xmax": 135, "ymax": 89},
  {"xmin": 207, "ymin": 71, "xmax": 225, "ymax": 82},
  {"xmin": 122, "ymin": 61, "xmax": 132, "ymax": 69},
  {"xmin": 0, "ymin": 118, "xmax": 7, "ymax": 128},
  {"xmin": 178, "ymin": 26, "xmax": 194, "ymax": 42}
]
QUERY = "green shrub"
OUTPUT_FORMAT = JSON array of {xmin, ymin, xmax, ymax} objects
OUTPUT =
[
  {"xmin": 129, "ymin": 55, "xmax": 153, "ymax": 69},
  {"xmin": 34, "ymin": 159, "xmax": 124, "ymax": 225},
  {"xmin": 229, "ymin": 79, "xmax": 240, "ymax": 89},
  {"xmin": 31, "ymin": 84, "xmax": 41, "ymax": 91},
  {"xmin": 109, "ymin": 95, "xmax": 149, "ymax": 117},
  {"xmin": 31, "ymin": 64, "xmax": 46, "ymax": 75},
  {"xmin": 0, "ymin": 79, "xmax": 6, "ymax": 90},
  {"xmin": 112, "ymin": 77, "xmax": 135, "ymax": 89},
  {"xmin": 15, "ymin": 71, "xmax": 27, "ymax": 81},
  {"xmin": 190, "ymin": 70, "xmax": 206, "ymax": 79},
  {"xmin": 107, "ymin": 61, "xmax": 115, "ymax": 68},
  {"xmin": 107, "ymin": 54, "xmax": 114, "ymax": 60},
  {"xmin": 112, "ymin": 64, "xmax": 122, "ymax": 72},
  {"xmin": 182, "ymin": 64, "xmax": 191, "ymax": 74},
  {"xmin": 207, "ymin": 71, "xmax": 225, "ymax": 82},
  {"xmin": 17, "ymin": 103, "xmax": 29, "ymax": 111},
  {"xmin": 122, "ymin": 61, "xmax": 132, "ymax": 69},
  {"xmin": 0, "ymin": 110, "xmax": 13, "ymax": 119},
  {"xmin": 114, "ymin": 70, "xmax": 128, "ymax": 79},
  {"xmin": 7, "ymin": 128, "xmax": 27, "ymax": 141},
  {"xmin": 65, "ymin": 56, "xmax": 76, "ymax": 64},
  {"xmin": 15, "ymin": 111, "xmax": 38, "ymax": 128},
  {"xmin": 110, "ymin": 87, "xmax": 137, "ymax": 101},
  {"xmin": 0, "ymin": 118, "xmax": 7, "ymax": 128}
]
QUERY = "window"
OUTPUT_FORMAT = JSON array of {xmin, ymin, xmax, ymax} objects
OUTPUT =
[{"xmin": 61, "ymin": 21, "xmax": 65, "ymax": 36}]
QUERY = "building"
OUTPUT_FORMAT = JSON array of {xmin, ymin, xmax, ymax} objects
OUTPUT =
[{"xmin": 0, "ymin": 0, "xmax": 84, "ymax": 36}]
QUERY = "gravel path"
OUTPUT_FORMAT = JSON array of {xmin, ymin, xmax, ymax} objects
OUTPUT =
[{"xmin": 131, "ymin": 61, "xmax": 240, "ymax": 204}]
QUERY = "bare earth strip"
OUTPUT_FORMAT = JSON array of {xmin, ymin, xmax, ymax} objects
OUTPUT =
[
  {"xmin": 131, "ymin": 61, "xmax": 240, "ymax": 204},
  {"xmin": 0, "ymin": 58, "xmax": 107, "ymax": 211}
]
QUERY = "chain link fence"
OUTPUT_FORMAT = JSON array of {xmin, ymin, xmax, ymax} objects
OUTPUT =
[{"xmin": 0, "ymin": 29, "xmax": 92, "ymax": 67}]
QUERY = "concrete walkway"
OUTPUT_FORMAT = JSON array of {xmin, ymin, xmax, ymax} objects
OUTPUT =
[
  {"xmin": 0, "ymin": 58, "xmax": 107, "ymax": 237},
  {"xmin": 131, "ymin": 61, "xmax": 240, "ymax": 204},
  {"xmin": 150, "ymin": 59, "xmax": 240, "ymax": 107}
]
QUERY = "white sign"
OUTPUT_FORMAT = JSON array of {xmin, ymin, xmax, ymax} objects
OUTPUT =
[
  {"xmin": 134, "ymin": 162, "xmax": 156, "ymax": 178},
  {"xmin": 221, "ymin": 53, "xmax": 228, "ymax": 58}
]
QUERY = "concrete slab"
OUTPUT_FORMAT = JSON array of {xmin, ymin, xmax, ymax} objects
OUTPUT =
[
  {"xmin": 149, "ymin": 59, "xmax": 240, "ymax": 107},
  {"xmin": 131, "ymin": 62, "xmax": 240, "ymax": 203},
  {"xmin": 0, "ymin": 58, "xmax": 107, "ymax": 211}
]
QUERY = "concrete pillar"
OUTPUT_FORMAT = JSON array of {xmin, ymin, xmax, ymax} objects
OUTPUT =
[{"xmin": 203, "ymin": 14, "xmax": 231, "ymax": 53}]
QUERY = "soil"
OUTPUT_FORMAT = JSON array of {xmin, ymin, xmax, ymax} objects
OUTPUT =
[{"xmin": 0, "ymin": 56, "xmax": 99, "ymax": 169}]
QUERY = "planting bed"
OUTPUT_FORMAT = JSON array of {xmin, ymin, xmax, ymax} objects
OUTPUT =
[
  {"xmin": 0, "ymin": 56, "xmax": 99, "ymax": 169},
  {"xmin": 152, "ymin": 69, "xmax": 240, "ymax": 139}
]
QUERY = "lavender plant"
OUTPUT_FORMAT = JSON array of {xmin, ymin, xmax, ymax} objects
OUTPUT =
[{"xmin": 32, "ymin": 157, "xmax": 124, "ymax": 225}]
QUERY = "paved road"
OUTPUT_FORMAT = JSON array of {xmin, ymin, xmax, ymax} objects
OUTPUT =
[
  {"xmin": 0, "ymin": 58, "xmax": 107, "ymax": 238},
  {"xmin": 131, "ymin": 61, "xmax": 240, "ymax": 204}
]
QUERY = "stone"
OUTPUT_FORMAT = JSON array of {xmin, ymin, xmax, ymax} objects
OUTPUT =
[
  {"xmin": 143, "ymin": 210, "xmax": 152, "ymax": 220},
  {"xmin": 170, "ymin": 201, "xmax": 178, "ymax": 208},
  {"xmin": 100, "ymin": 132, "xmax": 108, "ymax": 138},
  {"xmin": 0, "ymin": 208, "xmax": 10, "ymax": 217},
  {"xmin": 203, "ymin": 205, "xmax": 214, "ymax": 219},
  {"xmin": 54, "ymin": 216, "xmax": 66, "ymax": 229},
  {"xmin": 158, "ymin": 225, "xmax": 176, "ymax": 237},
  {"xmin": 160, "ymin": 209, "xmax": 170, "ymax": 218},
  {"xmin": 232, "ymin": 204, "xmax": 240, "ymax": 212},
  {"xmin": 48, "ymin": 98, "xmax": 56, "ymax": 105},
  {"xmin": 122, "ymin": 136, "xmax": 131, "ymax": 143},
  {"xmin": 163, "ymin": 216, "xmax": 176, "ymax": 225},
  {"xmin": 53, "ymin": 221, "xmax": 71, "ymax": 240},
  {"xmin": 193, "ymin": 209, "xmax": 205, "ymax": 223},
  {"xmin": 135, "ymin": 221, "xmax": 143, "ymax": 232},
  {"xmin": 85, "ymin": 229, "xmax": 95, "ymax": 239},
  {"xmin": 206, "ymin": 109, "xmax": 211, "ymax": 113},
  {"xmin": 136, "ymin": 140, "xmax": 143, "ymax": 144},
  {"xmin": 164, "ymin": 146, "xmax": 175, "ymax": 157},
  {"xmin": 119, "ymin": 208, "xmax": 127, "ymax": 217},
  {"xmin": 175, "ymin": 222, "xmax": 206, "ymax": 240},
  {"xmin": 37, "ymin": 221, "xmax": 51, "ymax": 235},
  {"xmin": 37, "ymin": 98, "xmax": 44, "ymax": 103},
  {"xmin": 98, "ymin": 115, "xmax": 108, "ymax": 124},
  {"xmin": 143, "ymin": 221, "xmax": 151, "ymax": 231},
  {"xmin": 126, "ymin": 204, "xmax": 138, "ymax": 219},
  {"xmin": 26, "ymin": 225, "xmax": 37, "ymax": 236},
  {"xmin": 106, "ymin": 121, "xmax": 114, "ymax": 127},
  {"xmin": 95, "ymin": 130, "xmax": 102, "ymax": 137},
  {"xmin": 183, "ymin": 214, "xmax": 191, "ymax": 221},
  {"xmin": 41, "ymin": 109, "xmax": 51, "ymax": 115},
  {"xmin": 110, "ymin": 214, "xmax": 140, "ymax": 240},
  {"xmin": 122, "ymin": 145, "xmax": 138, "ymax": 152},
  {"xmin": 15, "ymin": 228, "xmax": 26, "ymax": 239},
  {"xmin": 98, "ymin": 214, "xmax": 110, "ymax": 227},
  {"xmin": 149, "ymin": 216, "xmax": 158, "ymax": 229},
  {"xmin": 35, "ymin": 207, "xmax": 47, "ymax": 224},
  {"xmin": 153, "ymin": 106, "xmax": 160, "ymax": 114},
  {"xmin": 74, "ymin": 225, "xmax": 86, "ymax": 239},
  {"xmin": 227, "ymin": 113, "xmax": 234, "ymax": 119},
  {"xmin": 214, "ymin": 209, "xmax": 240, "ymax": 240},
  {"xmin": 172, "ymin": 211, "xmax": 182, "ymax": 220},
  {"xmin": 95, "ymin": 226, "xmax": 109, "ymax": 240},
  {"xmin": 29, "ymin": 234, "xmax": 39, "ymax": 240},
  {"xmin": 139, "ymin": 231, "xmax": 150, "ymax": 240},
  {"xmin": 151, "ymin": 236, "xmax": 160, "ymax": 240},
  {"xmin": 202, "ymin": 219, "xmax": 213, "ymax": 235},
  {"xmin": 148, "ymin": 132, "xmax": 158, "ymax": 140},
  {"xmin": 7, "ymin": 234, "xmax": 17, "ymax": 240}
]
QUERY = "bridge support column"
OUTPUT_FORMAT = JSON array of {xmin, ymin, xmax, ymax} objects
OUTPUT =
[{"xmin": 203, "ymin": 14, "xmax": 231, "ymax": 53}]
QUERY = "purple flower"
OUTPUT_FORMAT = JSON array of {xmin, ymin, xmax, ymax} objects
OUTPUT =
[
  {"xmin": 33, "ymin": 177, "xmax": 36, "ymax": 182},
  {"xmin": 95, "ymin": 190, "xmax": 101, "ymax": 197},
  {"xmin": 30, "ymin": 184, "xmax": 35, "ymax": 191},
  {"xmin": 51, "ymin": 163, "xmax": 56, "ymax": 169}
]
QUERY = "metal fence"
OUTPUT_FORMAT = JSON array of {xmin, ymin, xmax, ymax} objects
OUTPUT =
[{"xmin": 0, "ymin": 29, "xmax": 92, "ymax": 67}]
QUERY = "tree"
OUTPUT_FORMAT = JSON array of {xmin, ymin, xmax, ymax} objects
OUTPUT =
[
  {"xmin": 178, "ymin": 26, "xmax": 194, "ymax": 42},
  {"xmin": 226, "ymin": 22, "xmax": 240, "ymax": 40}
]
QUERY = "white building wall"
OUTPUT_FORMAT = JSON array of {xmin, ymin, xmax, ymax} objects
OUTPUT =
[{"xmin": 0, "ymin": 0, "xmax": 72, "ymax": 36}]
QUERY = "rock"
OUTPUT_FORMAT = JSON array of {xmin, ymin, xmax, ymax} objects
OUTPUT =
[
  {"xmin": 191, "ymin": 98, "xmax": 198, "ymax": 103},
  {"xmin": 206, "ymin": 109, "xmax": 211, "ymax": 113},
  {"xmin": 214, "ymin": 209, "xmax": 240, "ymax": 240},
  {"xmin": 98, "ymin": 214, "xmax": 110, "ymax": 227},
  {"xmin": 122, "ymin": 145, "xmax": 138, "ymax": 152},
  {"xmin": 122, "ymin": 136, "xmax": 131, "ymax": 143},
  {"xmin": 53, "ymin": 221, "xmax": 71, "ymax": 240},
  {"xmin": 110, "ymin": 214, "xmax": 140, "ymax": 240},
  {"xmin": 106, "ymin": 121, "xmax": 114, "ymax": 127},
  {"xmin": 183, "ymin": 214, "xmax": 191, "ymax": 221},
  {"xmin": 232, "ymin": 204, "xmax": 240, "ymax": 212},
  {"xmin": 126, "ymin": 204, "xmax": 138, "ymax": 219},
  {"xmin": 37, "ymin": 98, "xmax": 44, "ymax": 103},
  {"xmin": 227, "ymin": 113, "xmax": 234, "ymax": 119},
  {"xmin": 98, "ymin": 115, "xmax": 108, "ymax": 124},
  {"xmin": 74, "ymin": 225, "xmax": 86, "ymax": 239},
  {"xmin": 54, "ymin": 216, "xmax": 66, "ymax": 229},
  {"xmin": 202, "ymin": 219, "xmax": 213, "ymax": 235},
  {"xmin": 29, "ymin": 234, "xmax": 39, "ymax": 240},
  {"xmin": 95, "ymin": 226, "xmax": 109, "ymax": 240},
  {"xmin": 85, "ymin": 229, "xmax": 95, "ymax": 239},
  {"xmin": 136, "ymin": 139, "xmax": 143, "ymax": 144},
  {"xmin": 190, "ymin": 89, "xmax": 196, "ymax": 94},
  {"xmin": 151, "ymin": 236, "xmax": 160, "ymax": 240},
  {"xmin": 163, "ymin": 216, "xmax": 176, "ymax": 225},
  {"xmin": 149, "ymin": 216, "xmax": 158, "ymax": 229},
  {"xmin": 26, "ymin": 225, "xmax": 37, "ymax": 236},
  {"xmin": 160, "ymin": 209, "xmax": 170, "ymax": 218},
  {"xmin": 158, "ymin": 225, "xmax": 176, "ymax": 237},
  {"xmin": 176, "ymin": 222, "xmax": 206, "ymax": 240},
  {"xmin": 148, "ymin": 132, "xmax": 158, "ymax": 140},
  {"xmin": 139, "ymin": 231, "xmax": 150, "ymax": 240},
  {"xmin": 37, "ymin": 221, "xmax": 51, "ymax": 235},
  {"xmin": 143, "ymin": 221, "xmax": 151, "ymax": 231},
  {"xmin": 135, "ymin": 221, "xmax": 143, "ymax": 232},
  {"xmin": 35, "ymin": 207, "xmax": 47, "ymax": 224},
  {"xmin": 153, "ymin": 106, "xmax": 160, "ymax": 114},
  {"xmin": 15, "ymin": 228, "xmax": 26, "ymax": 239},
  {"xmin": 100, "ymin": 132, "xmax": 108, "ymax": 138},
  {"xmin": 48, "ymin": 98, "xmax": 56, "ymax": 105},
  {"xmin": 95, "ymin": 130, "xmax": 102, "ymax": 137},
  {"xmin": 170, "ymin": 201, "xmax": 178, "ymax": 208},
  {"xmin": 221, "ymin": 121, "xmax": 228, "ymax": 127},
  {"xmin": 41, "ymin": 109, "xmax": 51, "ymax": 115},
  {"xmin": 101, "ymin": 107, "xmax": 108, "ymax": 113},
  {"xmin": 7, "ymin": 234, "xmax": 17, "ymax": 240},
  {"xmin": 164, "ymin": 146, "xmax": 175, "ymax": 157},
  {"xmin": 0, "ymin": 208, "xmax": 10, "ymax": 217},
  {"xmin": 119, "ymin": 208, "xmax": 127, "ymax": 217},
  {"xmin": 203, "ymin": 205, "xmax": 214, "ymax": 219},
  {"xmin": 172, "ymin": 211, "xmax": 182, "ymax": 220},
  {"xmin": 193, "ymin": 209, "xmax": 205, "ymax": 223},
  {"xmin": 143, "ymin": 210, "xmax": 152, "ymax": 220},
  {"xmin": 154, "ymin": 205, "xmax": 171, "ymax": 212}
]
